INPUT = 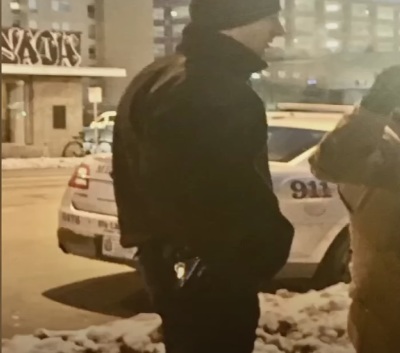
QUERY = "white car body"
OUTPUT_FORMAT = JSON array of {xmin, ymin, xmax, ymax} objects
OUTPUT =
[
  {"xmin": 89, "ymin": 111, "xmax": 117, "ymax": 129},
  {"xmin": 58, "ymin": 104, "xmax": 353, "ymax": 281}
]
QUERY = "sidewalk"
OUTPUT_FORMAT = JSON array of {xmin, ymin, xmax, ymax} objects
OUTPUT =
[{"xmin": 2, "ymin": 158, "xmax": 83, "ymax": 171}]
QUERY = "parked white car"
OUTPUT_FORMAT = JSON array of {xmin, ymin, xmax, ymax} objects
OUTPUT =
[
  {"xmin": 58, "ymin": 103, "xmax": 354, "ymax": 289},
  {"xmin": 89, "ymin": 111, "xmax": 117, "ymax": 129}
]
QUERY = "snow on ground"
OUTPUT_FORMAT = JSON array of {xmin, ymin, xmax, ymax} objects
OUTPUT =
[
  {"xmin": 2, "ymin": 158, "xmax": 84, "ymax": 170},
  {"xmin": 2, "ymin": 283, "xmax": 355, "ymax": 353},
  {"xmin": 256, "ymin": 283, "xmax": 354, "ymax": 353}
]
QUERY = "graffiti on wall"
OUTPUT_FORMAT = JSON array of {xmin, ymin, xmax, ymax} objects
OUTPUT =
[{"xmin": 1, "ymin": 27, "xmax": 82, "ymax": 66}]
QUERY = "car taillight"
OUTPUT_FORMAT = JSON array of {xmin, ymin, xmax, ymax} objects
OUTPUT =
[{"xmin": 68, "ymin": 164, "xmax": 90, "ymax": 189}]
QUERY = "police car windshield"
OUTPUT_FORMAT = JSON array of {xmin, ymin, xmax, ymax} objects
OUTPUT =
[{"xmin": 268, "ymin": 127, "xmax": 326, "ymax": 163}]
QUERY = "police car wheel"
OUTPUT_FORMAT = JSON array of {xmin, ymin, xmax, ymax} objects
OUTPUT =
[{"xmin": 311, "ymin": 228, "xmax": 351, "ymax": 290}]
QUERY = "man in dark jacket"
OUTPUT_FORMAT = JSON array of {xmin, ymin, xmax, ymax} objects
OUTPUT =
[{"xmin": 112, "ymin": 1, "xmax": 294, "ymax": 352}]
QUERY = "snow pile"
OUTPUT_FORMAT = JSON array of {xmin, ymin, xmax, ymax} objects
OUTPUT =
[
  {"xmin": 2, "ymin": 158, "xmax": 84, "ymax": 170},
  {"xmin": 2, "ymin": 314, "xmax": 163, "ymax": 353},
  {"xmin": 256, "ymin": 283, "xmax": 354, "ymax": 353},
  {"xmin": 2, "ymin": 284, "xmax": 355, "ymax": 353}
]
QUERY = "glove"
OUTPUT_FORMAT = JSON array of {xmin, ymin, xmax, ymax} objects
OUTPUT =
[{"xmin": 361, "ymin": 65, "xmax": 400, "ymax": 116}]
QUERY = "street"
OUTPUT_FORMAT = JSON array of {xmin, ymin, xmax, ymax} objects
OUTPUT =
[{"xmin": 2, "ymin": 169, "xmax": 148, "ymax": 338}]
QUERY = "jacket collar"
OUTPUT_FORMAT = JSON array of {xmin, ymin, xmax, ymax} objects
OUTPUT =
[{"xmin": 177, "ymin": 24, "xmax": 267, "ymax": 79}]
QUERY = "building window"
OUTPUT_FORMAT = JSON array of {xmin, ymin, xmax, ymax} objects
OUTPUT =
[
  {"xmin": 325, "ymin": 1, "xmax": 342, "ymax": 13},
  {"xmin": 172, "ymin": 24, "xmax": 186, "ymax": 38},
  {"xmin": 28, "ymin": 1, "xmax": 38, "ymax": 12},
  {"xmin": 377, "ymin": 42, "xmax": 395, "ymax": 52},
  {"xmin": 53, "ymin": 106, "xmax": 67, "ymax": 129},
  {"xmin": 262, "ymin": 70, "xmax": 271, "ymax": 78},
  {"xmin": 51, "ymin": 0, "xmax": 58, "ymax": 11},
  {"xmin": 295, "ymin": 16, "xmax": 316, "ymax": 33},
  {"xmin": 154, "ymin": 43, "xmax": 166, "ymax": 57},
  {"xmin": 170, "ymin": 6, "xmax": 190, "ymax": 20},
  {"xmin": 292, "ymin": 71, "xmax": 301, "ymax": 79},
  {"xmin": 352, "ymin": 4, "xmax": 370, "ymax": 18},
  {"xmin": 88, "ymin": 24, "xmax": 96, "ymax": 39},
  {"xmin": 153, "ymin": 8, "xmax": 165, "ymax": 21},
  {"xmin": 10, "ymin": 0, "xmax": 21, "ymax": 12},
  {"xmin": 352, "ymin": 21, "xmax": 370, "ymax": 37},
  {"xmin": 348, "ymin": 38, "xmax": 371, "ymax": 52},
  {"xmin": 294, "ymin": 0, "xmax": 316, "ymax": 13},
  {"xmin": 61, "ymin": 22, "xmax": 70, "ymax": 31},
  {"xmin": 51, "ymin": 22, "xmax": 60, "ymax": 30},
  {"xmin": 87, "ymin": 4, "xmax": 95, "ymax": 19},
  {"xmin": 52, "ymin": 0, "xmax": 70, "ymax": 12},
  {"xmin": 325, "ymin": 38, "xmax": 342, "ymax": 51},
  {"xmin": 293, "ymin": 36, "xmax": 314, "ymax": 51},
  {"xmin": 60, "ymin": 0, "xmax": 70, "ymax": 11},
  {"xmin": 277, "ymin": 70, "xmax": 287, "ymax": 79},
  {"xmin": 12, "ymin": 19, "xmax": 21, "ymax": 27},
  {"xmin": 325, "ymin": 21, "xmax": 341, "ymax": 31},
  {"xmin": 29, "ymin": 20, "xmax": 38, "ymax": 29},
  {"xmin": 377, "ymin": 6, "xmax": 395, "ymax": 21},
  {"xmin": 376, "ymin": 23, "xmax": 394, "ymax": 38},
  {"xmin": 88, "ymin": 45, "xmax": 97, "ymax": 60},
  {"xmin": 28, "ymin": 0, "xmax": 37, "ymax": 11},
  {"xmin": 154, "ymin": 26, "xmax": 165, "ymax": 38}
]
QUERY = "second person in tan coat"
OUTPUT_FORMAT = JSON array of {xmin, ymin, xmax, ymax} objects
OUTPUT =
[{"xmin": 309, "ymin": 65, "xmax": 400, "ymax": 353}]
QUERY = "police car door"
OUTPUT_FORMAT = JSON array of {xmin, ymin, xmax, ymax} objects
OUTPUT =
[{"xmin": 273, "ymin": 164, "xmax": 348, "ymax": 264}]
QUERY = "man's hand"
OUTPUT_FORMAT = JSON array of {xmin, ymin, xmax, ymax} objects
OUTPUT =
[{"xmin": 361, "ymin": 65, "xmax": 400, "ymax": 116}]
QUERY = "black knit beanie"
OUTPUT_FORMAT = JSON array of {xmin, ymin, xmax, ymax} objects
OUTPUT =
[{"xmin": 189, "ymin": 0, "xmax": 281, "ymax": 30}]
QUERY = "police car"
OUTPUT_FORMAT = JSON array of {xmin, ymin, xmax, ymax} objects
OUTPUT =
[{"xmin": 58, "ymin": 103, "xmax": 354, "ymax": 289}]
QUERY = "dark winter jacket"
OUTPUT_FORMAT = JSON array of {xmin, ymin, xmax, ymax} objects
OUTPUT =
[{"xmin": 112, "ymin": 26, "xmax": 294, "ymax": 280}]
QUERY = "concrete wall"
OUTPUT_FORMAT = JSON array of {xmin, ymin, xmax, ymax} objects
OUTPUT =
[
  {"xmin": 2, "ymin": 78, "xmax": 32, "ymax": 145},
  {"xmin": 31, "ymin": 77, "xmax": 83, "ymax": 157},
  {"xmin": 2, "ymin": 144, "xmax": 46, "ymax": 158},
  {"xmin": 99, "ymin": 0, "xmax": 154, "ymax": 107}
]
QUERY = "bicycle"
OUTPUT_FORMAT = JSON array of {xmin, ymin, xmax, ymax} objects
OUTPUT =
[
  {"xmin": 62, "ymin": 133, "xmax": 85, "ymax": 157},
  {"xmin": 62, "ymin": 128, "xmax": 113, "ymax": 157}
]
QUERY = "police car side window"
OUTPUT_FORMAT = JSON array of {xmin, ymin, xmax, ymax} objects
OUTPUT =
[{"xmin": 268, "ymin": 127, "xmax": 325, "ymax": 163}]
